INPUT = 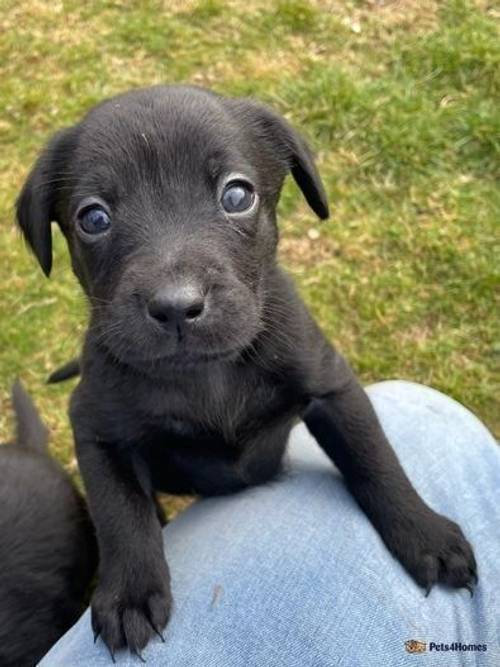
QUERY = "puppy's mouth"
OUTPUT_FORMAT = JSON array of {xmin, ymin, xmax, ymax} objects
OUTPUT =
[
  {"xmin": 91, "ymin": 286, "xmax": 263, "ymax": 369},
  {"xmin": 138, "ymin": 347, "xmax": 241, "ymax": 365},
  {"xmin": 94, "ymin": 318, "xmax": 256, "ymax": 369}
]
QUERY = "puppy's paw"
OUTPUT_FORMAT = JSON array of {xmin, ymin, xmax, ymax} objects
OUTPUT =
[
  {"xmin": 91, "ymin": 561, "xmax": 171, "ymax": 660},
  {"xmin": 391, "ymin": 511, "xmax": 477, "ymax": 596}
]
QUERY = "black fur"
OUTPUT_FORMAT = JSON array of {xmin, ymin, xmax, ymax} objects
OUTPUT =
[
  {"xmin": 0, "ymin": 381, "xmax": 97, "ymax": 667},
  {"xmin": 17, "ymin": 85, "xmax": 477, "ymax": 658},
  {"xmin": 48, "ymin": 357, "xmax": 80, "ymax": 384}
]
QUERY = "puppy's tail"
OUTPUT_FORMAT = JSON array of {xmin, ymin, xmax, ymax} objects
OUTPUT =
[
  {"xmin": 11, "ymin": 380, "xmax": 49, "ymax": 453},
  {"xmin": 47, "ymin": 358, "xmax": 80, "ymax": 384}
]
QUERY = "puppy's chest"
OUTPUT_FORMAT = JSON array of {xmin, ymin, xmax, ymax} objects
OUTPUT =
[{"xmin": 135, "ymin": 366, "xmax": 274, "ymax": 441}]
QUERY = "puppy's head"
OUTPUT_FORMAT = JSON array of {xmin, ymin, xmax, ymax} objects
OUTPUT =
[{"xmin": 17, "ymin": 86, "xmax": 328, "ymax": 367}]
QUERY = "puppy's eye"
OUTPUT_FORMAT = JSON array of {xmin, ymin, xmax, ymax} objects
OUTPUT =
[
  {"xmin": 221, "ymin": 181, "xmax": 255, "ymax": 214},
  {"xmin": 78, "ymin": 207, "xmax": 111, "ymax": 235}
]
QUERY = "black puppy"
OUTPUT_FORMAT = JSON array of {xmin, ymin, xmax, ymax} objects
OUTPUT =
[
  {"xmin": 17, "ymin": 86, "xmax": 476, "ymax": 658},
  {"xmin": 0, "ymin": 381, "xmax": 97, "ymax": 667}
]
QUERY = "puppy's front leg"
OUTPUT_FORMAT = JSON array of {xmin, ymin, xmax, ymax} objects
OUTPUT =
[
  {"xmin": 73, "ymin": 425, "xmax": 171, "ymax": 658},
  {"xmin": 304, "ymin": 349, "xmax": 477, "ymax": 595}
]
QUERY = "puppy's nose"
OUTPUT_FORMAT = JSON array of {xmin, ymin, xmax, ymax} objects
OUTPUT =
[{"xmin": 147, "ymin": 284, "xmax": 205, "ymax": 327}]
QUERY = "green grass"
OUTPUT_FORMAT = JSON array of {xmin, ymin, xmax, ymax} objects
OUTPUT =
[{"xmin": 1, "ymin": 0, "xmax": 498, "ymax": 481}]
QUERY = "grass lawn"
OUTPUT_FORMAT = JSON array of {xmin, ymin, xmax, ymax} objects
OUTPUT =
[{"xmin": 0, "ymin": 0, "xmax": 498, "ymax": 489}]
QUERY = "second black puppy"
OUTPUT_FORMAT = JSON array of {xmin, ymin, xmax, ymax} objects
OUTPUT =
[
  {"xmin": 0, "ymin": 382, "xmax": 97, "ymax": 667},
  {"xmin": 17, "ymin": 86, "xmax": 477, "ymax": 658}
]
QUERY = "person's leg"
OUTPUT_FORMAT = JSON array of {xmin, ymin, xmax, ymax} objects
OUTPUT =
[{"xmin": 39, "ymin": 381, "xmax": 500, "ymax": 666}]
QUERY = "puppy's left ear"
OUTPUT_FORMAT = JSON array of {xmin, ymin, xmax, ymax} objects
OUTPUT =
[
  {"xmin": 16, "ymin": 127, "xmax": 78, "ymax": 277},
  {"xmin": 227, "ymin": 99, "xmax": 329, "ymax": 220}
]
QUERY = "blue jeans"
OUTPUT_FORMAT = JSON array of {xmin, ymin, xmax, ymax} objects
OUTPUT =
[{"xmin": 40, "ymin": 381, "xmax": 500, "ymax": 666}]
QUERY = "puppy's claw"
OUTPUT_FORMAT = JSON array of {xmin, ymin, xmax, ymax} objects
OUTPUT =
[
  {"xmin": 155, "ymin": 629, "xmax": 166, "ymax": 643},
  {"xmin": 93, "ymin": 629, "xmax": 100, "ymax": 644},
  {"xmin": 464, "ymin": 583, "xmax": 474, "ymax": 598},
  {"xmin": 133, "ymin": 649, "xmax": 147, "ymax": 663},
  {"xmin": 424, "ymin": 583, "xmax": 433, "ymax": 598},
  {"xmin": 151, "ymin": 625, "xmax": 165, "ymax": 642},
  {"xmin": 108, "ymin": 647, "xmax": 116, "ymax": 664},
  {"xmin": 145, "ymin": 605, "xmax": 167, "ymax": 642}
]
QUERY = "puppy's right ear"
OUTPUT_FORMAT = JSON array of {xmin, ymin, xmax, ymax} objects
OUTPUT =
[
  {"xmin": 11, "ymin": 380, "xmax": 49, "ymax": 453},
  {"xmin": 16, "ymin": 127, "xmax": 78, "ymax": 277},
  {"xmin": 224, "ymin": 98, "xmax": 329, "ymax": 220}
]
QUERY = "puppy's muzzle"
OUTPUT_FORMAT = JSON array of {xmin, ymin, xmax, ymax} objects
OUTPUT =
[{"xmin": 147, "ymin": 282, "xmax": 206, "ymax": 336}]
